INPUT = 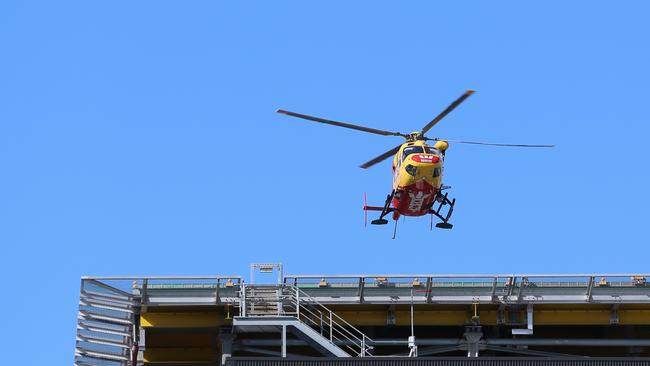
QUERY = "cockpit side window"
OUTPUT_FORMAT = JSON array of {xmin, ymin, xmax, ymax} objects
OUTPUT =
[{"xmin": 402, "ymin": 146, "xmax": 424, "ymax": 160}]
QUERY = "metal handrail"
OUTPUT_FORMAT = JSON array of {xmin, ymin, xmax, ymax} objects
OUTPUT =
[
  {"xmin": 284, "ymin": 273, "xmax": 650, "ymax": 279},
  {"xmin": 240, "ymin": 284, "xmax": 374, "ymax": 357},
  {"xmin": 287, "ymin": 285, "xmax": 372, "ymax": 356},
  {"xmin": 283, "ymin": 274, "xmax": 649, "ymax": 306}
]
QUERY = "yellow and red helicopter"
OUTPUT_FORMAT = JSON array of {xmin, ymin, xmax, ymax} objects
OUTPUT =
[{"xmin": 277, "ymin": 90, "xmax": 553, "ymax": 234}]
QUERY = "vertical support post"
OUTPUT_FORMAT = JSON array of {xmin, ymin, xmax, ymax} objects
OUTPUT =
[
  {"xmin": 329, "ymin": 314, "xmax": 333, "ymax": 343},
  {"xmin": 410, "ymin": 288, "xmax": 415, "ymax": 339},
  {"xmin": 610, "ymin": 304, "xmax": 620, "ymax": 325},
  {"xmin": 141, "ymin": 279, "xmax": 148, "ymax": 305},
  {"xmin": 512, "ymin": 304, "xmax": 534, "ymax": 335},
  {"xmin": 467, "ymin": 344, "xmax": 478, "ymax": 357},
  {"xmin": 131, "ymin": 301, "xmax": 139, "ymax": 366},
  {"xmin": 517, "ymin": 277, "xmax": 527, "ymax": 302},
  {"xmin": 463, "ymin": 326, "xmax": 482, "ymax": 358},
  {"xmin": 281, "ymin": 325, "xmax": 287, "ymax": 358},
  {"xmin": 409, "ymin": 288, "xmax": 417, "ymax": 358},
  {"xmin": 586, "ymin": 276, "xmax": 595, "ymax": 302},
  {"xmin": 497, "ymin": 304, "xmax": 506, "ymax": 325},
  {"xmin": 241, "ymin": 284, "xmax": 246, "ymax": 317},
  {"xmin": 358, "ymin": 277, "xmax": 365, "ymax": 304},
  {"xmin": 220, "ymin": 329, "xmax": 233, "ymax": 366},
  {"xmin": 490, "ymin": 277, "xmax": 498, "ymax": 302},
  {"xmin": 215, "ymin": 278, "xmax": 221, "ymax": 305},
  {"xmin": 137, "ymin": 326, "xmax": 146, "ymax": 366},
  {"xmin": 295, "ymin": 286, "xmax": 300, "ymax": 318},
  {"xmin": 506, "ymin": 276, "xmax": 516, "ymax": 298}
]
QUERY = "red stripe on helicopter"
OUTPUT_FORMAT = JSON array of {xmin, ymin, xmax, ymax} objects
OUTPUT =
[{"xmin": 411, "ymin": 154, "xmax": 440, "ymax": 164}]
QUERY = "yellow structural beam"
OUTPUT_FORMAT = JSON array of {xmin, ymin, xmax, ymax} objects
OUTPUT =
[
  {"xmin": 337, "ymin": 308, "xmax": 650, "ymax": 326},
  {"xmin": 141, "ymin": 312, "xmax": 223, "ymax": 328},
  {"xmin": 336, "ymin": 310, "xmax": 499, "ymax": 326},
  {"xmin": 139, "ymin": 307, "xmax": 650, "ymax": 328},
  {"xmin": 144, "ymin": 348, "xmax": 214, "ymax": 363},
  {"xmin": 534, "ymin": 309, "xmax": 610, "ymax": 325},
  {"xmin": 146, "ymin": 332, "xmax": 215, "ymax": 348},
  {"xmin": 620, "ymin": 309, "xmax": 650, "ymax": 325}
]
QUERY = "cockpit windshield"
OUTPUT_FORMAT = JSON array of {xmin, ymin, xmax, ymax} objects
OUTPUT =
[
  {"xmin": 402, "ymin": 146, "xmax": 440, "ymax": 160},
  {"xmin": 402, "ymin": 146, "xmax": 424, "ymax": 160},
  {"xmin": 425, "ymin": 146, "xmax": 440, "ymax": 155}
]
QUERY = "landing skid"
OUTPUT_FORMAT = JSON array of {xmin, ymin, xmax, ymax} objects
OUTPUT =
[
  {"xmin": 435, "ymin": 222, "xmax": 453, "ymax": 229},
  {"xmin": 370, "ymin": 191, "xmax": 395, "ymax": 226},
  {"xmin": 429, "ymin": 192, "xmax": 456, "ymax": 230},
  {"xmin": 365, "ymin": 191, "xmax": 399, "ymax": 239},
  {"xmin": 363, "ymin": 190, "xmax": 455, "ymax": 235}
]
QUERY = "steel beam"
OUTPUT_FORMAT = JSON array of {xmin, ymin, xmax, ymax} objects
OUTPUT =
[
  {"xmin": 239, "ymin": 338, "xmax": 650, "ymax": 347},
  {"xmin": 484, "ymin": 345, "xmax": 579, "ymax": 358}
]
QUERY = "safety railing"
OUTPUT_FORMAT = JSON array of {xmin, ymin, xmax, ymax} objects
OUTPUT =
[
  {"xmin": 240, "ymin": 284, "xmax": 374, "ymax": 357},
  {"xmin": 283, "ymin": 274, "xmax": 650, "ymax": 304},
  {"xmin": 289, "ymin": 285, "xmax": 373, "ymax": 357}
]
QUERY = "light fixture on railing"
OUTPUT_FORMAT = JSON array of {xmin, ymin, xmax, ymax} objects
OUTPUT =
[
  {"xmin": 319, "ymin": 278, "xmax": 328, "ymax": 287},
  {"xmin": 598, "ymin": 277, "xmax": 609, "ymax": 287}
]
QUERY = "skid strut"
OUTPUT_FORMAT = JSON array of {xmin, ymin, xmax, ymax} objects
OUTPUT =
[
  {"xmin": 429, "ymin": 192, "xmax": 456, "ymax": 229},
  {"xmin": 371, "ymin": 190, "xmax": 395, "ymax": 225}
]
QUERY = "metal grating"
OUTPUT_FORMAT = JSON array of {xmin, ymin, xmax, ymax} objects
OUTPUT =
[{"xmin": 226, "ymin": 357, "xmax": 650, "ymax": 366}]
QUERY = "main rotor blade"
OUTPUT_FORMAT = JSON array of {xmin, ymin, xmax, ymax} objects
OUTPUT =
[
  {"xmin": 277, "ymin": 109, "xmax": 407, "ymax": 138},
  {"xmin": 433, "ymin": 138, "xmax": 555, "ymax": 148},
  {"xmin": 359, "ymin": 144, "xmax": 402, "ymax": 169},
  {"xmin": 421, "ymin": 90, "xmax": 475, "ymax": 135}
]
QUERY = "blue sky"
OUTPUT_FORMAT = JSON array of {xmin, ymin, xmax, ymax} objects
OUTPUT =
[{"xmin": 1, "ymin": 1, "xmax": 649, "ymax": 363}]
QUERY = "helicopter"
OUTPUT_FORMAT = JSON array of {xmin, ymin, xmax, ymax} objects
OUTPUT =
[{"xmin": 277, "ymin": 90, "xmax": 553, "ymax": 234}]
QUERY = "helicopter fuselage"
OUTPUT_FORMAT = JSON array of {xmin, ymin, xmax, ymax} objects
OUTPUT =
[{"xmin": 390, "ymin": 140, "xmax": 448, "ymax": 217}]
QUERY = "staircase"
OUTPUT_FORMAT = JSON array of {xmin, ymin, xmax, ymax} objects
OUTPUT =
[{"xmin": 234, "ymin": 284, "xmax": 372, "ymax": 357}]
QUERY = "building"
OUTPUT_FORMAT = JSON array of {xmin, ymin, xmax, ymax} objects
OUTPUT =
[{"xmin": 74, "ymin": 264, "xmax": 650, "ymax": 366}]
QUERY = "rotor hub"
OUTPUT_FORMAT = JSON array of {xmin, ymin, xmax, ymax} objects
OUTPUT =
[{"xmin": 408, "ymin": 132, "xmax": 425, "ymax": 141}]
